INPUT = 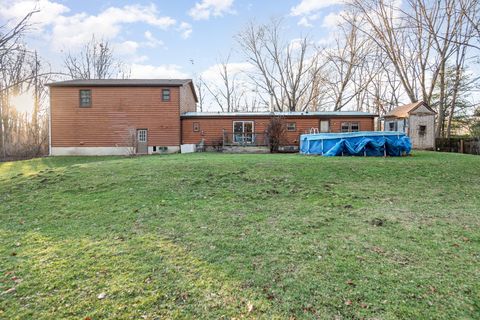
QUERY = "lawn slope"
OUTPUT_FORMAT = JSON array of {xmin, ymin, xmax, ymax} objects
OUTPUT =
[{"xmin": 1, "ymin": 152, "xmax": 479, "ymax": 319}]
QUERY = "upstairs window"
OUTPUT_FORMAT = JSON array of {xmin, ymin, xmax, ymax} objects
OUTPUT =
[
  {"xmin": 162, "ymin": 89, "xmax": 171, "ymax": 102},
  {"xmin": 341, "ymin": 122, "xmax": 360, "ymax": 132},
  {"xmin": 287, "ymin": 122, "xmax": 296, "ymax": 131},
  {"xmin": 79, "ymin": 89, "xmax": 91, "ymax": 107}
]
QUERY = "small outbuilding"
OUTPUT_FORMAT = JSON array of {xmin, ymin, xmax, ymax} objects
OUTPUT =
[{"xmin": 384, "ymin": 101, "xmax": 436, "ymax": 150}]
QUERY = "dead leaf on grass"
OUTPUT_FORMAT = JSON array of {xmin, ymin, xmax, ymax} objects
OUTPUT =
[
  {"xmin": 346, "ymin": 280, "xmax": 355, "ymax": 286},
  {"xmin": 247, "ymin": 301, "xmax": 254, "ymax": 313},
  {"xmin": 371, "ymin": 246, "xmax": 385, "ymax": 254},
  {"xmin": 1, "ymin": 287, "xmax": 16, "ymax": 295}
]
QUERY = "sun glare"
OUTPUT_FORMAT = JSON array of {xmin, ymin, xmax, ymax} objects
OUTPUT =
[{"xmin": 10, "ymin": 91, "xmax": 34, "ymax": 115}]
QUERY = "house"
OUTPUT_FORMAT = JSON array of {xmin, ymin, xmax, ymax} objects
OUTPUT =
[
  {"xmin": 383, "ymin": 101, "xmax": 436, "ymax": 150},
  {"xmin": 181, "ymin": 111, "xmax": 377, "ymax": 152},
  {"xmin": 47, "ymin": 79, "xmax": 197, "ymax": 155},
  {"xmin": 47, "ymin": 79, "xmax": 377, "ymax": 155}
]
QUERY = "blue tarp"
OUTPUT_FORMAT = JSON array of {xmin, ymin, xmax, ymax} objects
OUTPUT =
[{"xmin": 300, "ymin": 132, "xmax": 411, "ymax": 156}]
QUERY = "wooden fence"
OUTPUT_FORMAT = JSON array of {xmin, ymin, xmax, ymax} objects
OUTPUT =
[{"xmin": 435, "ymin": 137, "xmax": 480, "ymax": 155}]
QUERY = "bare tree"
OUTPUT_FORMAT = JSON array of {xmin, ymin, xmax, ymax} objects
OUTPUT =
[
  {"xmin": 0, "ymin": 11, "xmax": 36, "ymax": 158},
  {"xmin": 237, "ymin": 18, "xmax": 325, "ymax": 111},
  {"xmin": 201, "ymin": 54, "xmax": 252, "ymax": 112},
  {"xmin": 64, "ymin": 36, "xmax": 130, "ymax": 80},
  {"xmin": 347, "ymin": 0, "xmax": 480, "ymax": 137},
  {"xmin": 27, "ymin": 50, "xmax": 52, "ymax": 155},
  {"xmin": 194, "ymin": 76, "xmax": 207, "ymax": 112},
  {"xmin": 323, "ymin": 12, "xmax": 377, "ymax": 111},
  {"xmin": 0, "ymin": 10, "xmax": 55, "ymax": 159}
]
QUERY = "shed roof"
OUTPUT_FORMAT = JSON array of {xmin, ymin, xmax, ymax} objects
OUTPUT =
[
  {"xmin": 384, "ymin": 101, "xmax": 436, "ymax": 118},
  {"xmin": 182, "ymin": 111, "xmax": 377, "ymax": 118}
]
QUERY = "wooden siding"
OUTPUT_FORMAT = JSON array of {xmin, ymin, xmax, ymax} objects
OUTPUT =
[
  {"xmin": 50, "ymin": 86, "xmax": 181, "ymax": 147},
  {"xmin": 179, "ymin": 84, "xmax": 197, "ymax": 114},
  {"xmin": 181, "ymin": 116, "xmax": 375, "ymax": 146},
  {"xmin": 408, "ymin": 114, "xmax": 435, "ymax": 149}
]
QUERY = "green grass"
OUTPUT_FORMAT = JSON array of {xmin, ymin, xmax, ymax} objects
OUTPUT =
[{"xmin": 1, "ymin": 152, "xmax": 479, "ymax": 319}]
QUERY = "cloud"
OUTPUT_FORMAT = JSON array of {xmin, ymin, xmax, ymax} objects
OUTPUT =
[
  {"xmin": 130, "ymin": 64, "xmax": 189, "ymax": 79},
  {"xmin": 291, "ymin": 0, "xmax": 344, "ymax": 16},
  {"xmin": 114, "ymin": 40, "xmax": 140, "ymax": 56},
  {"xmin": 322, "ymin": 11, "xmax": 344, "ymax": 28},
  {"xmin": 0, "ymin": 1, "xmax": 177, "ymax": 50},
  {"xmin": 290, "ymin": 0, "xmax": 344, "ymax": 27},
  {"xmin": 188, "ymin": 0, "xmax": 235, "ymax": 20},
  {"xmin": 178, "ymin": 22, "xmax": 193, "ymax": 39},
  {"xmin": 201, "ymin": 62, "xmax": 253, "ymax": 83},
  {"xmin": 298, "ymin": 14, "xmax": 321, "ymax": 27},
  {"xmin": 0, "ymin": 0, "xmax": 69, "ymax": 30},
  {"xmin": 51, "ymin": 4, "xmax": 176, "ymax": 49},
  {"xmin": 144, "ymin": 31, "xmax": 165, "ymax": 48}
]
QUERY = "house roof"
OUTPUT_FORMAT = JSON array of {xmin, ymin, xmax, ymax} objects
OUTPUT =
[
  {"xmin": 46, "ymin": 79, "xmax": 192, "ymax": 87},
  {"xmin": 182, "ymin": 111, "xmax": 378, "ymax": 118},
  {"xmin": 384, "ymin": 101, "xmax": 436, "ymax": 118},
  {"xmin": 46, "ymin": 79, "xmax": 198, "ymax": 102}
]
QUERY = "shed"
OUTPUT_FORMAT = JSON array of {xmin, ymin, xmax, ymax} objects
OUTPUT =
[{"xmin": 384, "ymin": 101, "xmax": 436, "ymax": 150}]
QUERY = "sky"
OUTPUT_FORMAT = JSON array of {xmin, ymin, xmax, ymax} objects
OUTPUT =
[{"xmin": 0, "ymin": 0, "xmax": 346, "ymax": 112}]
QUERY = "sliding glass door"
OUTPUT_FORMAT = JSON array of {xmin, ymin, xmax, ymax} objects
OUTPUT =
[{"xmin": 233, "ymin": 121, "xmax": 254, "ymax": 144}]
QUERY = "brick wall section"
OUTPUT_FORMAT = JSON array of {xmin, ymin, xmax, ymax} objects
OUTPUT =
[
  {"xmin": 50, "ymin": 86, "xmax": 182, "ymax": 147},
  {"xmin": 181, "ymin": 116, "xmax": 375, "ymax": 146}
]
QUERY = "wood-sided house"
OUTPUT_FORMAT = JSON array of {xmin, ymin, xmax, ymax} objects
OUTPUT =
[{"xmin": 47, "ymin": 79, "xmax": 377, "ymax": 155}]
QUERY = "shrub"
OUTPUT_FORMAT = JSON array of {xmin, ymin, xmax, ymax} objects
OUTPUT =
[{"xmin": 266, "ymin": 117, "xmax": 287, "ymax": 153}]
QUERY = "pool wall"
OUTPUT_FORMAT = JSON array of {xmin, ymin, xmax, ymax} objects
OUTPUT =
[{"xmin": 300, "ymin": 132, "xmax": 412, "ymax": 156}]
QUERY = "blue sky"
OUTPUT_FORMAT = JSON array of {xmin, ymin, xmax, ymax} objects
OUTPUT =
[
  {"xmin": 0, "ymin": 0, "xmax": 346, "ymax": 112},
  {"xmin": 0, "ymin": 0, "xmax": 344, "ymax": 78}
]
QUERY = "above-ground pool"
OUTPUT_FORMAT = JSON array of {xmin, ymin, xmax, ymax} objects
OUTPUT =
[{"xmin": 300, "ymin": 131, "xmax": 412, "ymax": 156}]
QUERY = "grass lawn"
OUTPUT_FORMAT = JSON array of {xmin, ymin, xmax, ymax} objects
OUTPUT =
[{"xmin": 1, "ymin": 152, "xmax": 479, "ymax": 319}]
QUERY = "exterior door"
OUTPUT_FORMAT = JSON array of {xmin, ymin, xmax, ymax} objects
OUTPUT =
[
  {"xmin": 233, "ymin": 121, "xmax": 254, "ymax": 144},
  {"xmin": 136, "ymin": 129, "xmax": 148, "ymax": 154},
  {"xmin": 320, "ymin": 120, "xmax": 329, "ymax": 133}
]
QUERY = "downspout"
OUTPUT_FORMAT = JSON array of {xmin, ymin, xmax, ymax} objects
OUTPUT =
[
  {"xmin": 48, "ymin": 87, "xmax": 52, "ymax": 156},
  {"xmin": 179, "ymin": 85, "xmax": 183, "ymax": 150}
]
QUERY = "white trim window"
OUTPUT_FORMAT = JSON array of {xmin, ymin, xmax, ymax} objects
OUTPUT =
[
  {"xmin": 287, "ymin": 122, "xmax": 296, "ymax": 132},
  {"xmin": 162, "ymin": 89, "xmax": 171, "ymax": 101},
  {"xmin": 233, "ymin": 121, "xmax": 254, "ymax": 144},
  {"xmin": 79, "ymin": 89, "xmax": 91, "ymax": 107},
  {"xmin": 341, "ymin": 122, "xmax": 360, "ymax": 132},
  {"xmin": 137, "ymin": 129, "xmax": 147, "ymax": 142}
]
